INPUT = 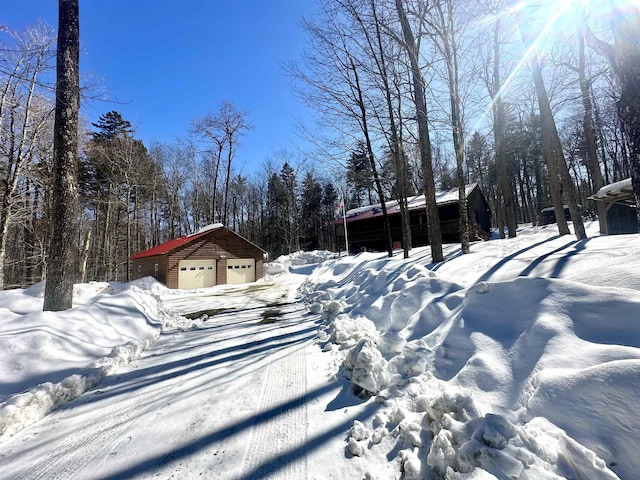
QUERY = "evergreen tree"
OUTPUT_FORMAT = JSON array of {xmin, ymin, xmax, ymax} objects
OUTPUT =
[
  {"xmin": 265, "ymin": 172, "xmax": 288, "ymax": 258},
  {"xmin": 346, "ymin": 142, "xmax": 373, "ymax": 207},
  {"xmin": 280, "ymin": 162, "xmax": 299, "ymax": 253},
  {"xmin": 299, "ymin": 172, "xmax": 323, "ymax": 250},
  {"xmin": 81, "ymin": 111, "xmax": 154, "ymax": 281},
  {"xmin": 91, "ymin": 111, "xmax": 133, "ymax": 141},
  {"xmin": 321, "ymin": 182, "xmax": 339, "ymax": 250}
]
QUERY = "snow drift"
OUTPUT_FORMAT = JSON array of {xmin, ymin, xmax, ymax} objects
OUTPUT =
[
  {"xmin": 303, "ymin": 228, "xmax": 640, "ymax": 479},
  {"xmin": 0, "ymin": 279, "xmax": 180, "ymax": 442}
]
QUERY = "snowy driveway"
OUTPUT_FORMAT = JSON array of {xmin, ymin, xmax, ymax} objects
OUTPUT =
[{"xmin": 0, "ymin": 293, "xmax": 338, "ymax": 479}]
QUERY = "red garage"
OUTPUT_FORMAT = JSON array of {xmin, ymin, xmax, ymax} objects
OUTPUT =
[{"xmin": 130, "ymin": 224, "xmax": 266, "ymax": 289}]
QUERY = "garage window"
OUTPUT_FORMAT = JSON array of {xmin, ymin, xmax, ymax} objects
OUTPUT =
[{"xmin": 180, "ymin": 267, "xmax": 187, "ymax": 271}]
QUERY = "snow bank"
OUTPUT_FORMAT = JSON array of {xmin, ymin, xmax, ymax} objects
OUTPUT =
[
  {"xmin": 303, "ymin": 230, "xmax": 639, "ymax": 479},
  {"xmin": 265, "ymin": 250, "xmax": 336, "ymax": 276},
  {"xmin": 0, "ymin": 278, "xmax": 180, "ymax": 443}
]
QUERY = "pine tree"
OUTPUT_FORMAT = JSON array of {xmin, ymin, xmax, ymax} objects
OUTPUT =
[
  {"xmin": 347, "ymin": 142, "xmax": 373, "ymax": 207},
  {"xmin": 300, "ymin": 172, "xmax": 323, "ymax": 250},
  {"xmin": 91, "ymin": 111, "xmax": 133, "ymax": 141}
]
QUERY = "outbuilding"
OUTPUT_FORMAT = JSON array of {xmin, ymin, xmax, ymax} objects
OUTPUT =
[
  {"xmin": 590, "ymin": 178, "xmax": 638, "ymax": 234},
  {"xmin": 335, "ymin": 183, "xmax": 492, "ymax": 253},
  {"xmin": 130, "ymin": 224, "xmax": 266, "ymax": 289}
]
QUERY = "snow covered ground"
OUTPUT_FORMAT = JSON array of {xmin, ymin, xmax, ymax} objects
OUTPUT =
[{"xmin": 0, "ymin": 222, "xmax": 639, "ymax": 479}]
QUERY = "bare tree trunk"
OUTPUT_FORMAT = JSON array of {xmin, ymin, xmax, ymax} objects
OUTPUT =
[
  {"xmin": 517, "ymin": 13, "xmax": 585, "ymax": 239},
  {"xmin": 395, "ymin": 0, "xmax": 444, "ymax": 262},
  {"xmin": 348, "ymin": 55, "xmax": 394, "ymax": 257},
  {"xmin": 612, "ymin": 5, "xmax": 640, "ymax": 232},
  {"xmin": 44, "ymin": 0, "xmax": 80, "ymax": 311},
  {"xmin": 223, "ymin": 143, "xmax": 232, "ymax": 226},
  {"xmin": 370, "ymin": 0, "xmax": 409, "ymax": 257},
  {"xmin": 491, "ymin": 17, "xmax": 517, "ymax": 238},
  {"xmin": 126, "ymin": 185, "xmax": 132, "ymax": 282},
  {"xmin": 433, "ymin": 0, "xmax": 470, "ymax": 253},
  {"xmin": 578, "ymin": 23, "xmax": 607, "ymax": 233},
  {"xmin": 80, "ymin": 229, "xmax": 91, "ymax": 283},
  {"xmin": 100, "ymin": 192, "xmax": 112, "ymax": 280},
  {"xmin": 529, "ymin": 50, "xmax": 587, "ymax": 239}
]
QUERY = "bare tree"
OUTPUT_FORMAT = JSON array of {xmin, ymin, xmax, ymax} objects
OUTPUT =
[
  {"xmin": 0, "ymin": 25, "xmax": 55, "ymax": 288},
  {"xmin": 44, "ymin": 0, "xmax": 80, "ymax": 310},
  {"xmin": 517, "ymin": 9, "xmax": 587, "ymax": 240},
  {"xmin": 292, "ymin": 1, "xmax": 394, "ymax": 256},
  {"xmin": 395, "ymin": 0, "xmax": 444, "ymax": 262},
  {"xmin": 474, "ymin": 1, "xmax": 518, "ymax": 238},
  {"xmin": 610, "ymin": 4, "xmax": 640, "ymax": 231},
  {"xmin": 193, "ymin": 101, "xmax": 249, "ymax": 227},
  {"xmin": 576, "ymin": 18, "xmax": 607, "ymax": 233},
  {"xmin": 490, "ymin": 13, "xmax": 518, "ymax": 238},
  {"xmin": 427, "ymin": 0, "xmax": 470, "ymax": 253}
]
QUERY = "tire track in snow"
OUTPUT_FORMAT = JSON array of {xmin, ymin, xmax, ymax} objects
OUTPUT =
[
  {"xmin": 12, "ymin": 383, "xmax": 163, "ymax": 480},
  {"xmin": 240, "ymin": 322, "xmax": 309, "ymax": 480},
  {"xmin": 6, "ymin": 303, "xmax": 311, "ymax": 480},
  {"xmin": 9, "ymin": 312, "xmax": 250, "ymax": 480}
]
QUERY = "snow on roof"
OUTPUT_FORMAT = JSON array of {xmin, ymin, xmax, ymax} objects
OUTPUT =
[
  {"xmin": 590, "ymin": 178, "xmax": 634, "ymax": 203},
  {"xmin": 342, "ymin": 184, "xmax": 478, "ymax": 223},
  {"xmin": 189, "ymin": 223, "xmax": 224, "ymax": 237}
]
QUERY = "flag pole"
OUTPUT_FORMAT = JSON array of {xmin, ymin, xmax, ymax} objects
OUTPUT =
[{"xmin": 342, "ymin": 196, "xmax": 349, "ymax": 256}]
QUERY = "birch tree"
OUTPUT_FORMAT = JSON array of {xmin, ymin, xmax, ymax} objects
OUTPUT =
[{"xmin": 0, "ymin": 25, "xmax": 55, "ymax": 289}]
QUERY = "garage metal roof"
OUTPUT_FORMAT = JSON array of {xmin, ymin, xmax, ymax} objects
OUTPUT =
[
  {"xmin": 130, "ymin": 224, "xmax": 267, "ymax": 260},
  {"xmin": 129, "ymin": 228, "xmax": 217, "ymax": 260}
]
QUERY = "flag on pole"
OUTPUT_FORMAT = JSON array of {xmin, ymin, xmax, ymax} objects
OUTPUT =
[{"xmin": 335, "ymin": 199, "xmax": 344, "ymax": 217}]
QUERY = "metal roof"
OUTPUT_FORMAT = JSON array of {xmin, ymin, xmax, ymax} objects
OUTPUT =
[
  {"xmin": 338, "ymin": 184, "xmax": 480, "ymax": 224},
  {"xmin": 130, "ymin": 224, "xmax": 266, "ymax": 260}
]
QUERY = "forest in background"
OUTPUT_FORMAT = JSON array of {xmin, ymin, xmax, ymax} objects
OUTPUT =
[{"xmin": 1, "ymin": 0, "xmax": 638, "ymax": 288}]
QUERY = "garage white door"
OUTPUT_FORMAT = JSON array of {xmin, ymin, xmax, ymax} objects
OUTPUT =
[
  {"xmin": 178, "ymin": 259, "xmax": 216, "ymax": 289},
  {"xmin": 226, "ymin": 258, "xmax": 255, "ymax": 284}
]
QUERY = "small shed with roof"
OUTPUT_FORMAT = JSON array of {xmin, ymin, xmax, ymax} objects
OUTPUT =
[
  {"xmin": 130, "ymin": 224, "xmax": 266, "ymax": 289},
  {"xmin": 590, "ymin": 178, "xmax": 638, "ymax": 234}
]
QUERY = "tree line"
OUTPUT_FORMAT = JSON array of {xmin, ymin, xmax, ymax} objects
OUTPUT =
[
  {"xmin": 0, "ymin": 21, "xmax": 343, "ymax": 292},
  {"xmin": 290, "ymin": 0, "xmax": 640, "ymax": 261},
  {"xmin": 2, "ymin": 1, "xmax": 640, "ymax": 294}
]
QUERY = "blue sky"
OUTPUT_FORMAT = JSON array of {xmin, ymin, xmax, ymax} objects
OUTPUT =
[{"xmin": 3, "ymin": 1, "xmax": 315, "ymax": 174}]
